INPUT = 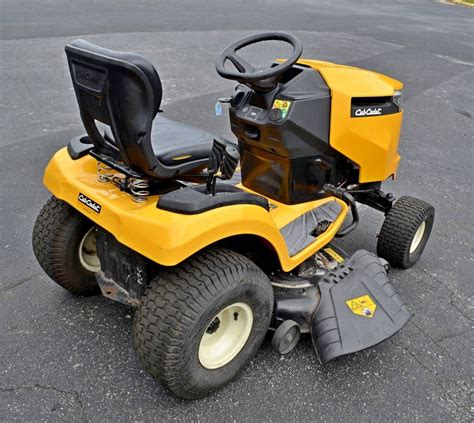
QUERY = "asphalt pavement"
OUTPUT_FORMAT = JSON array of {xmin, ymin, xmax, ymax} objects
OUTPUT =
[{"xmin": 1, "ymin": 0, "xmax": 473, "ymax": 421}]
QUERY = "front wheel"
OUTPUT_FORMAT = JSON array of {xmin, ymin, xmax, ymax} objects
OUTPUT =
[
  {"xmin": 133, "ymin": 248, "xmax": 273, "ymax": 399},
  {"xmin": 32, "ymin": 196, "xmax": 101, "ymax": 295},
  {"xmin": 377, "ymin": 196, "xmax": 435, "ymax": 268}
]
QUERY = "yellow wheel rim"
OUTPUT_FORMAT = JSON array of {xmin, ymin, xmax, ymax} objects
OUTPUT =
[
  {"xmin": 198, "ymin": 302, "xmax": 253, "ymax": 370},
  {"xmin": 78, "ymin": 227, "xmax": 100, "ymax": 273},
  {"xmin": 410, "ymin": 221, "xmax": 426, "ymax": 254}
]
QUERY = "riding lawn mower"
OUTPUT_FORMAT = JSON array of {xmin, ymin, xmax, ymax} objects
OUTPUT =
[{"xmin": 32, "ymin": 32, "xmax": 435, "ymax": 399}]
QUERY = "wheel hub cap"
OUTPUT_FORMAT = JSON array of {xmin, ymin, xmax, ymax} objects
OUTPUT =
[
  {"xmin": 78, "ymin": 227, "xmax": 100, "ymax": 272},
  {"xmin": 199, "ymin": 302, "xmax": 253, "ymax": 370},
  {"xmin": 410, "ymin": 221, "xmax": 426, "ymax": 254}
]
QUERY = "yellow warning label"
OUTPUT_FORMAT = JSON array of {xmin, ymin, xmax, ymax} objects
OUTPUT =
[
  {"xmin": 272, "ymin": 99, "xmax": 292, "ymax": 118},
  {"xmin": 345, "ymin": 295, "xmax": 377, "ymax": 318},
  {"xmin": 324, "ymin": 247, "xmax": 344, "ymax": 263}
]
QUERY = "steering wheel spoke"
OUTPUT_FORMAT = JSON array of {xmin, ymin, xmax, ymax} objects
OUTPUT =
[{"xmin": 227, "ymin": 53, "xmax": 255, "ymax": 74}]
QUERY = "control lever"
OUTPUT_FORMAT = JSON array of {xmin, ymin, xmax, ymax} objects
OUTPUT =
[
  {"xmin": 206, "ymin": 138, "xmax": 240, "ymax": 196},
  {"xmin": 323, "ymin": 184, "xmax": 359, "ymax": 237},
  {"xmin": 221, "ymin": 146, "xmax": 239, "ymax": 180}
]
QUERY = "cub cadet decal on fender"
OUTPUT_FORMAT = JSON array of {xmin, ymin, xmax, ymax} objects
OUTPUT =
[
  {"xmin": 78, "ymin": 193, "xmax": 101, "ymax": 213},
  {"xmin": 345, "ymin": 294, "xmax": 376, "ymax": 318}
]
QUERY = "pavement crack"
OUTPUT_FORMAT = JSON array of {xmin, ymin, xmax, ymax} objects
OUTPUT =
[
  {"xmin": 0, "ymin": 272, "xmax": 42, "ymax": 294},
  {"xmin": 409, "ymin": 320, "xmax": 450, "ymax": 353},
  {"xmin": 447, "ymin": 291, "xmax": 473, "ymax": 323},
  {"xmin": 0, "ymin": 383, "xmax": 71, "ymax": 395},
  {"xmin": 389, "ymin": 340, "xmax": 472, "ymax": 419},
  {"xmin": 6, "ymin": 296, "xmax": 70, "ymax": 334},
  {"xmin": 454, "ymin": 108, "xmax": 472, "ymax": 119},
  {"xmin": 74, "ymin": 390, "xmax": 88, "ymax": 423},
  {"xmin": 409, "ymin": 316, "xmax": 471, "ymax": 373},
  {"xmin": 420, "ymin": 268, "xmax": 473, "ymax": 322},
  {"xmin": 434, "ymin": 327, "xmax": 473, "ymax": 343},
  {"xmin": 388, "ymin": 339, "xmax": 446, "ymax": 390},
  {"xmin": 0, "ymin": 384, "xmax": 88, "ymax": 422}
]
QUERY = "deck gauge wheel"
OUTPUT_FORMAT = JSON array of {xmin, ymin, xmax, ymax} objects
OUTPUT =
[{"xmin": 272, "ymin": 320, "xmax": 301, "ymax": 355}]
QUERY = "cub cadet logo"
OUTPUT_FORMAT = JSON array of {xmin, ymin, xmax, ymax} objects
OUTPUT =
[
  {"xmin": 355, "ymin": 107, "xmax": 383, "ymax": 117},
  {"xmin": 76, "ymin": 69, "xmax": 102, "ymax": 85},
  {"xmin": 78, "ymin": 193, "xmax": 101, "ymax": 213}
]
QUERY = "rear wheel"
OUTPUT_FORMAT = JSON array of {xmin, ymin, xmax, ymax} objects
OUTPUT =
[
  {"xmin": 377, "ymin": 196, "xmax": 434, "ymax": 268},
  {"xmin": 133, "ymin": 248, "xmax": 273, "ymax": 399},
  {"xmin": 32, "ymin": 196, "xmax": 101, "ymax": 295}
]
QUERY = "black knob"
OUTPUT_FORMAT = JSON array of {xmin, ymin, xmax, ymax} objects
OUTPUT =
[{"xmin": 269, "ymin": 108, "xmax": 282, "ymax": 121}]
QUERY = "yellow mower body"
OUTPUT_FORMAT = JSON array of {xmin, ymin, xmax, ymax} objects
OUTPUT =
[
  {"xmin": 44, "ymin": 148, "xmax": 348, "ymax": 271},
  {"xmin": 295, "ymin": 59, "xmax": 403, "ymax": 183},
  {"xmin": 43, "ymin": 58, "xmax": 404, "ymax": 272}
]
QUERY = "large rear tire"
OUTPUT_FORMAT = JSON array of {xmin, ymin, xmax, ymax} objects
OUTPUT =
[
  {"xmin": 377, "ymin": 196, "xmax": 434, "ymax": 269},
  {"xmin": 133, "ymin": 248, "xmax": 273, "ymax": 399},
  {"xmin": 32, "ymin": 196, "xmax": 101, "ymax": 295}
]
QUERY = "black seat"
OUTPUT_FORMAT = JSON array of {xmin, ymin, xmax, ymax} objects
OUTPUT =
[
  {"xmin": 103, "ymin": 115, "xmax": 213, "ymax": 166},
  {"xmin": 65, "ymin": 39, "xmax": 213, "ymax": 179}
]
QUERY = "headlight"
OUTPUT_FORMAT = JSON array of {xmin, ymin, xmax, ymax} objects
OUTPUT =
[{"xmin": 393, "ymin": 90, "xmax": 402, "ymax": 111}]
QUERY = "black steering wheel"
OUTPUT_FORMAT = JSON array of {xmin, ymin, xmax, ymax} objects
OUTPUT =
[{"xmin": 215, "ymin": 32, "xmax": 303, "ymax": 86}]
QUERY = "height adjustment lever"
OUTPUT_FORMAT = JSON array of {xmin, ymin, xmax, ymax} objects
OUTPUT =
[
  {"xmin": 206, "ymin": 137, "xmax": 240, "ymax": 195},
  {"xmin": 323, "ymin": 184, "xmax": 359, "ymax": 237}
]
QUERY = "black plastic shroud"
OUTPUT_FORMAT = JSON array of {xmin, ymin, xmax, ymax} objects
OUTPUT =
[{"xmin": 229, "ymin": 64, "xmax": 356, "ymax": 204}]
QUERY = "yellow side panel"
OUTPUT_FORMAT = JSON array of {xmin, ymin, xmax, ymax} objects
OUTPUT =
[
  {"xmin": 297, "ymin": 59, "xmax": 403, "ymax": 182},
  {"xmin": 44, "ymin": 149, "xmax": 348, "ymax": 271}
]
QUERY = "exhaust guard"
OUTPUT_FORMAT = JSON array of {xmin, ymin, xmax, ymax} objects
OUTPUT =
[
  {"xmin": 273, "ymin": 250, "xmax": 412, "ymax": 363},
  {"xmin": 311, "ymin": 250, "xmax": 411, "ymax": 363}
]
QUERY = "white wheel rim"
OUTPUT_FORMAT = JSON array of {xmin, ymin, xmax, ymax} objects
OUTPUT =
[
  {"xmin": 78, "ymin": 227, "xmax": 101, "ymax": 272},
  {"xmin": 198, "ymin": 302, "xmax": 253, "ymax": 370},
  {"xmin": 410, "ymin": 221, "xmax": 426, "ymax": 254}
]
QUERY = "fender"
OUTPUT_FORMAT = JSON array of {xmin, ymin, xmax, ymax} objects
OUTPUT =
[{"xmin": 44, "ymin": 148, "xmax": 348, "ymax": 271}]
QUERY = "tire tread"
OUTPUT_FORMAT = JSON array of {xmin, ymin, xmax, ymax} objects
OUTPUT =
[
  {"xmin": 377, "ymin": 196, "xmax": 434, "ymax": 268},
  {"xmin": 32, "ymin": 196, "xmax": 99, "ymax": 295},
  {"xmin": 133, "ymin": 248, "xmax": 273, "ymax": 399}
]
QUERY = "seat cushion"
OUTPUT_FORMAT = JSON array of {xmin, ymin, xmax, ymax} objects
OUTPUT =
[{"xmin": 104, "ymin": 115, "xmax": 214, "ymax": 166}]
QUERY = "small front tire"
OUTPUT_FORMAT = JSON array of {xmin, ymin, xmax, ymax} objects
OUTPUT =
[
  {"xmin": 133, "ymin": 248, "xmax": 273, "ymax": 399},
  {"xmin": 377, "ymin": 196, "xmax": 434, "ymax": 269}
]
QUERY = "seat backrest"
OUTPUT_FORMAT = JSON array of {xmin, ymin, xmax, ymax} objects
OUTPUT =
[{"xmin": 65, "ymin": 40, "xmax": 176, "ymax": 178}]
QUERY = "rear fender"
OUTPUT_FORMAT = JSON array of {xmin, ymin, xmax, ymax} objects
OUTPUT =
[{"xmin": 44, "ymin": 148, "xmax": 347, "ymax": 271}]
